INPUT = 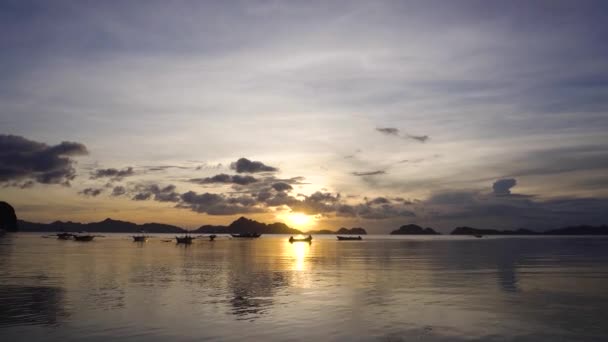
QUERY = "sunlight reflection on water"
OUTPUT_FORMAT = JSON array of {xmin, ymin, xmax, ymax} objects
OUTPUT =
[{"xmin": 1, "ymin": 234, "xmax": 608, "ymax": 341}]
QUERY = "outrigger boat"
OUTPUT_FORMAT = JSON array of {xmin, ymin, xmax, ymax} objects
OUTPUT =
[
  {"xmin": 41, "ymin": 232, "xmax": 73, "ymax": 239},
  {"xmin": 337, "ymin": 236, "xmax": 362, "ymax": 241},
  {"xmin": 230, "ymin": 233, "xmax": 261, "ymax": 238},
  {"xmin": 289, "ymin": 235, "xmax": 312, "ymax": 243},
  {"xmin": 175, "ymin": 235, "xmax": 195, "ymax": 244},
  {"xmin": 56, "ymin": 232, "xmax": 74, "ymax": 240},
  {"xmin": 73, "ymin": 232, "xmax": 98, "ymax": 242},
  {"xmin": 132, "ymin": 231, "xmax": 150, "ymax": 242}
]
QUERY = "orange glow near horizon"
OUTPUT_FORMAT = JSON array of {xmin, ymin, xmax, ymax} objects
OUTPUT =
[{"xmin": 282, "ymin": 212, "xmax": 317, "ymax": 230}]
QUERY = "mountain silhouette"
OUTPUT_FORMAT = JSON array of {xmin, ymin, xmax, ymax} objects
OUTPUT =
[
  {"xmin": 17, "ymin": 218, "xmax": 185, "ymax": 233},
  {"xmin": 390, "ymin": 224, "xmax": 440, "ymax": 235},
  {"xmin": 307, "ymin": 227, "xmax": 368, "ymax": 235},
  {"xmin": 195, "ymin": 216, "xmax": 303, "ymax": 234}
]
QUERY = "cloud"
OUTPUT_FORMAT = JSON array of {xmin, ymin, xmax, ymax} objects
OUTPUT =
[
  {"xmin": 79, "ymin": 187, "xmax": 103, "ymax": 197},
  {"xmin": 229, "ymin": 175, "xmax": 308, "ymax": 194},
  {"xmin": 406, "ymin": 134, "xmax": 430, "ymax": 143},
  {"xmin": 367, "ymin": 197, "xmax": 390, "ymax": 205},
  {"xmin": 133, "ymin": 192, "xmax": 152, "ymax": 201},
  {"xmin": 111, "ymin": 186, "xmax": 126, "ymax": 196},
  {"xmin": 91, "ymin": 167, "xmax": 135, "ymax": 180},
  {"xmin": 352, "ymin": 170, "xmax": 386, "ymax": 176},
  {"xmin": 493, "ymin": 178, "xmax": 517, "ymax": 195},
  {"xmin": 376, "ymin": 128, "xmax": 430, "ymax": 143},
  {"xmin": 426, "ymin": 191, "xmax": 478, "ymax": 205},
  {"xmin": 271, "ymin": 182, "xmax": 293, "ymax": 192},
  {"xmin": 144, "ymin": 165, "xmax": 192, "ymax": 171},
  {"xmin": 132, "ymin": 184, "xmax": 180, "ymax": 202},
  {"xmin": 376, "ymin": 127, "xmax": 399, "ymax": 135},
  {"xmin": 179, "ymin": 191, "xmax": 265, "ymax": 215},
  {"xmin": 230, "ymin": 158, "xmax": 278, "ymax": 173},
  {"xmin": 190, "ymin": 173, "xmax": 258, "ymax": 185},
  {"xmin": 0, "ymin": 134, "xmax": 88, "ymax": 186}
]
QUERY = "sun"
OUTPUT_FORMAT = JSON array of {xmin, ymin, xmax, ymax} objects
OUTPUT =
[{"xmin": 285, "ymin": 212, "xmax": 314, "ymax": 229}]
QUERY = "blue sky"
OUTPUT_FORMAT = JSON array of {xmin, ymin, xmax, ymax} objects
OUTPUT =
[{"xmin": 1, "ymin": 1, "xmax": 608, "ymax": 232}]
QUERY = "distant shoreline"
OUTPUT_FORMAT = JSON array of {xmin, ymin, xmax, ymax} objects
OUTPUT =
[{"xmin": 11, "ymin": 218, "xmax": 608, "ymax": 236}]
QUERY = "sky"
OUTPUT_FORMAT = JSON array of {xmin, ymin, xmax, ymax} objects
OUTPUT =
[{"xmin": 1, "ymin": 0, "xmax": 608, "ymax": 233}]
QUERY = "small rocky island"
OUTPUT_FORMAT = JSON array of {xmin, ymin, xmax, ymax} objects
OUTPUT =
[
  {"xmin": 308, "ymin": 227, "xmax": 367, "ymax": 235},
  {"xmin": 390, "ymin": 224, "xmax": 440, "ymax": 235},
  {"xmin": 195, "ymin": 216, "xmax": 304, "ymax": 235}
]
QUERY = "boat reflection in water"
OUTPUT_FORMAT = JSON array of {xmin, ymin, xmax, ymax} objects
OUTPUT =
[{"xmin": 175, "ymin": 235, "xmax": 195, "ymax": 244}]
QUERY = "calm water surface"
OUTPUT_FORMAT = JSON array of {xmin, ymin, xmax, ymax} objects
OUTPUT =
[{"xmin": 1, "ymin": 233, "xmax": 608, "ymax": 341}]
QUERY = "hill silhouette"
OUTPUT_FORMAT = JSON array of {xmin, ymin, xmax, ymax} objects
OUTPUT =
[
  {"xmin": 390, "ymin": 224, "xmax": 440, "ymax": 235},
  {"xmin": 0, "ymin": 201, "xmax": 18, "ymax": 232},
  {"xmin": 195, "ymin": 216, "xmax": 303, "ymax": 234},
  {"xmin": 308, "ymin": 227, "xmax": 367, "ymax": 235},
  {"xmin": 17, "ymin": 218, "xmax": 185, "ymax": 233}
]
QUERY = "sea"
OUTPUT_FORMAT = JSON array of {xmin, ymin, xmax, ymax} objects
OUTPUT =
[{"xmin": 1, "ymin": 233, "xmax": 607, "ymax": 341}]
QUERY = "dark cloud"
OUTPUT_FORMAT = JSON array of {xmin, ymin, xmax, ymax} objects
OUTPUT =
[
  {"xmin": 0, "ymin": 134, "xmax": 88, "ymax": 186},
  {"xmin": 79, "ymin": 187, "xmax": 103, "ymax": 197},
  {"xmin": 289, "ymin": 191, "xmax": 341, "ymax": 214},
  {"xmin": 179, "ymin": 191, "xmax": 265, "ymax": 215},
  {"xmin": 376, "ymin": 127, "xmax": 399, "ymax": 135},
  {"xmin": 357, "ymin": 204, "xmax": 416, "ymax": 219},
  {"xmin": 133, "ymin": 192, "xmax": 152, "ymax": 201},
  {"xmin": 231, "ymin": 158, "xmax": 278, "ymax": 173},
  {"xmin": 406, "ymin": 134, "xmax": 430, "ymax": 143},
  {"xmin": 493, "ymin": 178, "xmax": 517, "ymax": 195},
  {"xmin": 91, "ymin": 167, "xmax": 135, "ymax": 180},
  {"xmin": 426, "ymin": 191, "xmax": 478, "ymax": 205},
  {"xmin": 367, "ymin": 197, "xmax": 390, "ymax": 205},
  {"xmin": 229, "ymin": 175, "xmax": 308, "ymax": 194},
  {"xmin": 132, "ymin": 184, "xmax": 180, "ymax": 202},
  {"xmin": 352, "ymin": 170, "xmax": 386, "ymax": 176},
  {"xmin": 271, "ymin": 182, "xmax": 293, "ymax": 192},
  {"xmin": 111, "ymin": 186, "xmax": 126, "ymax": 196},
  {"xmin": 190, "ymin": 173, "xmax": 258, "ymax": 185}
]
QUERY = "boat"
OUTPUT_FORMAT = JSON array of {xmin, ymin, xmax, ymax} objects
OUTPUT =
[
  {"xmin": 474, "ymin": 234, "xmax": 483, "ymax": 238},
  {"xmin": 132, "ymin": 231, "xmax": 150, "ymax": 242},
  {"xmin": 289, "ymin": 235, "xmax": 312, "ymax": 243},
  {"xmin": 132, "ymin": 235, "xmax": 149, "ymax": 242},
  {"xmin": 73, "ymin": 234, "xmax": 96, "ymax": 242},
  {"xmin": 337, "ymin": 236, "xmax": 362, "ymax": 241},
  {"xmin": 175, "ymin": 235, "xmax": 195, "ymax": 244},
  {"xmin": 56, "ymin": 232, "xmax": 73, "ymax": 240},
  {"xmin": 230, "ymin": 233, "xmax": 261, "ymax": 238}
]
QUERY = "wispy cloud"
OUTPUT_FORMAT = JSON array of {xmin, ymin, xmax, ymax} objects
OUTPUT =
[{"xmin": 352, "ymin": 171, "xmax": 386, "ymax": 176}]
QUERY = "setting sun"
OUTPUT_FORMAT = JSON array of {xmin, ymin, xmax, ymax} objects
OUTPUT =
[{"xmin": 284, "ymin": 213, "xmax": 315, "ymax": 229}]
